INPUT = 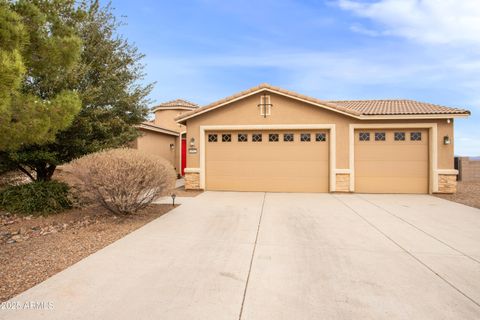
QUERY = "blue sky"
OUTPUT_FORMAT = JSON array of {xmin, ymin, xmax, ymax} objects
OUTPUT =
[{"xmin": 111, "ymin": 0, "xmax": 479, "ymax": 156}]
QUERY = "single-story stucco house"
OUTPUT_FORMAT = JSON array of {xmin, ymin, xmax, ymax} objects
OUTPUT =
[
  {"xmin": 132, "ymin": 99, "xmax": 198, "ymax": 176},
  {"xmin": 170, "ymin": 84, "xmax": 470, "ymax": 194}
]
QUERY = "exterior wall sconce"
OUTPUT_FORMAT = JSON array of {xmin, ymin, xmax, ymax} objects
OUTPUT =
[
  {"xmin": 190, "ymin": 137, "xmax": 195, "ymax": 147},
  {"xmin": 443, "ymin": 135, "xmax": 451, "ymax": 145},
  {"xmin": 170, "ymin": 143, "xmax": 175, "ymax": 150}
]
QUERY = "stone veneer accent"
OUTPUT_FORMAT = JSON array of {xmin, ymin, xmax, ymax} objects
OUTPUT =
[
  {"xmin": 437, "ymin": 174, "xmax": 457, "ymax": 193},
  {"xmin": 335, "ymin": 173, "xmax": 350, "ymax": 192},
  {"xmin": 184, "ymin": 172, "xmax": 201, "ymax": 190}
]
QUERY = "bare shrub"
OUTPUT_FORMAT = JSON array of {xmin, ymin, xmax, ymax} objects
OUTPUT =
[{"xmin": 66, "ymin": 148, "xmax": 176, "ymax": 214}]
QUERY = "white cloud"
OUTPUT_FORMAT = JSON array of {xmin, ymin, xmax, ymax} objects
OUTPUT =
[
  {"xmin": 349, "ymin": 24, "xmax": 381, "ymax": 37},
  {"xmin": 337, "ymin": 0, "xmax": 480, "ymax": 46}
]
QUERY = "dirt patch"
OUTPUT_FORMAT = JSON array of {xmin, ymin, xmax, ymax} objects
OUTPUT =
[
  {"xmin": 0, "ymin": 204, "xmax": 175, "ymax": 302},
  {"xmin": 434, "ymin": 181, "xmax": 480, "ymax": 209}
]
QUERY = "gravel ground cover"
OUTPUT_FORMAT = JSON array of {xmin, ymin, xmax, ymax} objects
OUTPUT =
[{"xmin": 434, "ymin": 181, "xmax": 480, "ymax": 209}]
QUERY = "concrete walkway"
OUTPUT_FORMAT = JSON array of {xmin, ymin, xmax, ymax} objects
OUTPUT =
[{"xmin": 1, "ymin": 193, "xmax": 480, "ymax": 319}]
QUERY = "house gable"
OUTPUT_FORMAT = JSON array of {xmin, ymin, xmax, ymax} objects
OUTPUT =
[
  {"xmin": 186, "ymin": 90, "xmax": 356, "ymax": 127},
  {"xmin": 177, "ymin": 85, "xmax": 360, "ymax": 124}
]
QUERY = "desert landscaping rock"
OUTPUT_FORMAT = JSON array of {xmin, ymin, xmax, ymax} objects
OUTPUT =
[{"xmin": 435, "ymin": 181, "xmax": 480, "ymax": 209}]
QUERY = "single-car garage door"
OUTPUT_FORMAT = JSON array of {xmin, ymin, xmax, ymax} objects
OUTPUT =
[
  {"xmin": 205, "ymin": 130, "xmax": 329, "ymax": 192},
  {"xmin": 354, "ymin": 129, "xmax": 429, "ymax": 193}
]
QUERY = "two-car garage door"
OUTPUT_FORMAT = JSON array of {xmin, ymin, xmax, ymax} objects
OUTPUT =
[{"xmin": 205, "ymin": 130, "xmax": 329, "ymax": 192}]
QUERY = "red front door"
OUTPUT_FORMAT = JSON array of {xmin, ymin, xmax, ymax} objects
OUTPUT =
[{"xmin": 181, "ymin": 138, "xmax": 186, "ymax": 176}]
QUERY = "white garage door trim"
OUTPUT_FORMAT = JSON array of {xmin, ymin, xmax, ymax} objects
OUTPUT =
[
  {"xmin": 349, "ymin": 123, "xmax": 438, "ymax": 193},
  {"xmin": 199, "ymin": 124, "xmax": 337, "ymax": 191}
]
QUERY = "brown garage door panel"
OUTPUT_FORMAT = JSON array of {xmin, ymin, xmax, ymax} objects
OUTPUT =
[
  {"xmin": 354, "ymin": 129, "xmax": 429, "ymax": 194},
  {"xmin": 206, "ymin": 130, "xmax": 329, "ymax": 192},
  {"xmin": 355, "ymin": 161, "xmax": 429, "ymax": 177},
  {"xmin": 356, "ymin": 177, "xmax": 428, "ymax": 194},
  {"xmin": 208, "ymin": 146, "xmax": 326, "ymax": 161},
  {"xmin": 207, "ymin": 176, "xmax": 326, "ymax": 192},
  {"xmin": 207, "ymin": 160, "xmax": 328, "ymax": 178},
  {"xmin": 356, "ymin": 145, "xmax": 428, "ymax": 161}
]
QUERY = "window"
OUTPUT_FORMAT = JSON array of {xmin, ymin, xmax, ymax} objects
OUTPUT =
[
  {"xmin": 359, "ymin": 132, "xmax": 370, "ymax": 141},
  {"xmin": 394, "ymin": 132, "xmax": 405, "ymax": 141},
  {"xmin": 300, "ymin": 133, "xmax": 311, "ymax": 142},
  {"xmin": 238, "ymin": 133, "xmax": 248, "ymax": 142},
  {"xmin": 410, "ymin": 132, "xmax": 422, "ymax": 141},
  {"xmin": 208, "ymin": 134, "xmax": 218, "ymax": 142},
  {"xmin": 315, "ymin": 133, "xmax": 326, "ymax": 142},
  {"xmin": 375, "ymin": 132, "xmax": 386, "ymax": 141},
  {"xmin": 283, "ymin": 133, "xmax": 294, "ymax": 142},
  {"xmin": 222, "ymin": 134, "xmax": 231, "ymax": 142},
  {"xmin": 252, "ymin": 133, "xmax": 262, "ymax": 142},
  {"xmin": 269, "ymin": 133, "xmax": 279, "ymax": 142}
]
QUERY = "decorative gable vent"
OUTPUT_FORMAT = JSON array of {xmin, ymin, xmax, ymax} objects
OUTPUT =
[{"xmin": 258, "ymin": 94, "xmax": 272, "ymax": 117}]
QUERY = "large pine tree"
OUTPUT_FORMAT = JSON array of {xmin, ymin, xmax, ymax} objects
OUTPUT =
[
  {"xmin": 0, "ymin": 0, "xmax": 152, "ymax": 181},
  {"xmin": 0, "ymin": 0, "xmax": 82, "ymax": 152}
]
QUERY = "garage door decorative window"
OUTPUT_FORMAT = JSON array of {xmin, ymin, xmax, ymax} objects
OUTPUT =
[
  {"xmin": 252, "ymin": 133, "xmax": 262, "ymax": 142},
  {"xmin": 375, "ymin": 132, "xmax": 386, "ymax": 141},
  {"xmin": 410, "ymin": 132, "xmax": 422, "ymax": 141},
  {"xmin": 359, "ymin": 132, "xmax": 370, "ymax": 141},
  {"xmin": 269, "ymin": 133, "xmax": 279, "ymax": 142},
  {"xmin": 284, "ymin": 133, "xmax": 294, "ymax": 142},
  {"xmin": 238, "ymin": 133, "xmax": 248, "ymax": 142},
  {"xmin": 394, "ymin": 132, "xmax": 405, "ymax": 141},
  {"xmin": 208, "ymin": 134, "xmax": 218, "ymax": 142},
  {"xmin": 316, "ymin": 133, "xmax": 326, "ymax": 142},
  {"xmin": 222, "ymin": 134, "xmax": 231, "ymax": 142},
  {"xmin": 300, "ymin": 133, "xmax": 311, "ymax": 142}
]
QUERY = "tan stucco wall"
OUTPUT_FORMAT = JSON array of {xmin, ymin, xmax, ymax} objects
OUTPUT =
[
  {"xmin": 154, "ymin": 109, "xmax": 189, "ymax": 133},
  {"xmin": 184, "ymin": 92, "xmax": 455, "ymax": 172},
  {"xmin": 135, "ymin": 128, "xmax": 179, "ymax": 173}
]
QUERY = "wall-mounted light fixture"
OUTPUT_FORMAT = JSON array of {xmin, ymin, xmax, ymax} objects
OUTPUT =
[
  {"xmin": 190, "ymin": 137, "xmax": 195, "ymax": 147},
  {"xmin": 443, "ymin": 135, "xmax": 451, "ymax": 145},
  {"xmin": 447, "ymin": 119, "xmax": 451, "ymax": 124},
  {"xmin": 170, "ymin": 143, "xmax": 175, "ymax": 150}
]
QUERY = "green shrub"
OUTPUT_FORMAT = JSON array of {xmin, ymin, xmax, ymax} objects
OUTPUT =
[{"xmin": 0, "ymin": 181, "xmax": 72, "ymax": 215}]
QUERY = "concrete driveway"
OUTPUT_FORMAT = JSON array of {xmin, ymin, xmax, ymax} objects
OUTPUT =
[{"xmin": 2, "ymin": 192, "xmax": 480, "ymax": 319}]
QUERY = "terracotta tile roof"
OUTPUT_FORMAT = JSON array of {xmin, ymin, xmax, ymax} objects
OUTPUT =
[
  {"xmin": 153, "ymin": 99, "xmax": 198, "ymax": 110},
  {"xmin": 176, "ymin": 84, "xmax": 470, "ymax": 122},
  {"xmin": 328, "ymin": 99, "xmax": 470, "ymax": 115}
]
